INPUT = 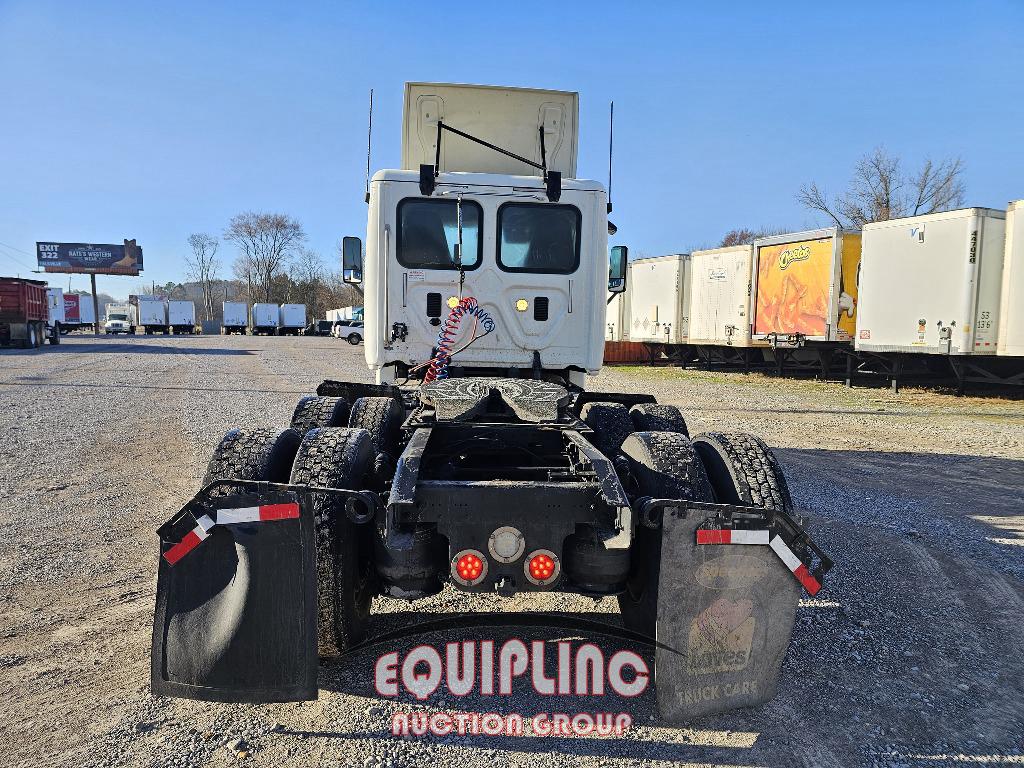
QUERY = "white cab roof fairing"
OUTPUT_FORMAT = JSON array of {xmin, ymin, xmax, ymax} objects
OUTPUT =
[{"xmin": 402, "ymin": 83, "xmax": 579, "ymax": 178}]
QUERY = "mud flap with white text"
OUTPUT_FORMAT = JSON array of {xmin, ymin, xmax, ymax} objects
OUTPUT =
[
  {"xmin": 655, "ymin": 508, "xmax": 802, "ymax": 721},
  {"xmin": 150, "ymin": 490, "xmax": 318, "ymax": 703}
]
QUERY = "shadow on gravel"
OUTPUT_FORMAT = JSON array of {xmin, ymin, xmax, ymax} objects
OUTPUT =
[{"xmin": 0, "ymin": 343, "xmax": 255, "ymax": 356}]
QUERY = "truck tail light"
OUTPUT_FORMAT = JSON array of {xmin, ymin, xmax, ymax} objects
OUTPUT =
[
  {"xmin": 525, "ymin": 549, "xmax": 560, "ymax": 586},
  {"xmin": 451, "ymin": 549, "xmax": 488, "ymax": 586}
]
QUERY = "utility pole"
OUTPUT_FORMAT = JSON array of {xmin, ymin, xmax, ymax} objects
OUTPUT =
[{"xmin": 90, "ymin": 274, "xmax": 100, "ymax": 336}]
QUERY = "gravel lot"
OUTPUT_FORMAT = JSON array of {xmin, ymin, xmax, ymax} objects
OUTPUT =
[{"xmin": 2, "ymin": 334, "xmax": 1023, "ymax": 768}]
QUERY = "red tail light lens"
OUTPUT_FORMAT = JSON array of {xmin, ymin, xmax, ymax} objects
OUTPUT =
[
  {"xmin": 451, "ymin": 549, "xmax": 488, "ymax": 586},
  {"xmin": 524, "ymin": 549, "xmax": 560, "ymax": 586}
]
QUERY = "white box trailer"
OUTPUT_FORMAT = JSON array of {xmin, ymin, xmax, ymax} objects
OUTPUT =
[
  {"xmin": 252, "ymin": 303, "xmax": 280, "ymax": 335},
  {"xmin": 998, "ymin": 200, "xmax": 1024, "ymax": 356},
  {"xmin": 751, "ymin": 228, "xmax": 861, "ymax": 346},
  {"xmin": 222, "ymin": 301, "xmax": 249, "ymax": 334},
  {"xmin": 169, "ymin": 301, "xmax": 196, "ymax": 334},
  {"xmin": 856, "ymin": 208, "xmax": 1006, "ymax": 355},
  {"xmin": 688, "ymin": 245, "xmax": 755, "ymax": 346},
  {"xmin": 628, "ymin": 254, "xmax": 691, "ymax": 345},
  {"xmin": 279, "ymin": 304, "xmax": 306, "ymax": 336},
  {"xmin": 137, "ymin": 298, "xmax": 168, "ymax": 335}
]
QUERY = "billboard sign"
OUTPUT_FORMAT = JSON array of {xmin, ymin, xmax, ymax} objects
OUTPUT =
[{"xmin": 36, "ymin": 240, "xmax": 144, "ymax": 275}]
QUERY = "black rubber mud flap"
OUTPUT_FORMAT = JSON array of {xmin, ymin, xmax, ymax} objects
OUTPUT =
[
  {"xmin": 655, "ymin": 508, "xmax": 801, "ymax": 721},
  {"xmin": 151, "ymin": 491, "xmax": 318, "ymax": 703}
]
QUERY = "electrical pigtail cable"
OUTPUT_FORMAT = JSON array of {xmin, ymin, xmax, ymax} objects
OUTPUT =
[{"xmin": 421, "ymin": 297, "xmax": 495, "ymax": 384}]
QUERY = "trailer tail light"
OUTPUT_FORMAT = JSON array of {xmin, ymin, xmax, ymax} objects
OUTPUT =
[
  {"xmin": 525, "ymin": 549, "xmax": 560, "ymax": 586},
  {"xmin": 451, "ymin": 549, "xmax": 488, "ymax": 586}
]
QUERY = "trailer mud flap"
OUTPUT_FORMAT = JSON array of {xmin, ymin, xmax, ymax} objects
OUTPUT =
[
  {"xmin": 654, "ymin": 508, "xmax": 802, "ymax": 721},
  {"xmin": 151, "ymin": 490, "xmax": 318, "ymax": 703}
]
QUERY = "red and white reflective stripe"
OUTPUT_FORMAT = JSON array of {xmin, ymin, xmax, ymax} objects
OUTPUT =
[
  {"xmin": 696, "ymin": 528, "xmax": 770, "ymax": 546},
  {"xmin": 162, "ymin": 503, "xmax": 300, "ymax": 566},
  {"xmin": 216, "ymin": 502, "xmax": 300, "ymax": 525},
  {"xmin": 163, "ymin": 514, "xmax": 215, "ymax": 565},
  {"xmin": 696, "ymin": 527, "xmax": 821, "ymax": 596}
]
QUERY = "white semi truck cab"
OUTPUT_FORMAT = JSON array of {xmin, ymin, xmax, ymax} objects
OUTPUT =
[
  {"xmin": 151, "ymin": 83, "xmax": 830, "ymax": 722},
  {"xmin": 342, "ymin": 83, "xmax": 626, "ymax": 389}
]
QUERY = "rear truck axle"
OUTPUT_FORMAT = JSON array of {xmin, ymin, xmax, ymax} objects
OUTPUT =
[{"xmin": 151, "ymin": 377, "xmax": 833, "ymax": 721}]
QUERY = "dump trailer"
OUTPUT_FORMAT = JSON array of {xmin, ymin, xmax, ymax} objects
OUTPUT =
[
  {"xmin": 0, "ymin": 277, "xmax": 55, "ymax": 348},
  {"xmin": 151, "ymin": 82, "xmax": 831, "ymax": 721},
  {"xmin": 169, "ymin": 301, "xmax": 196, "ymax": 334},
  {"xmin": 222, "ymin": 301, "xmax": 249, "ymax": 335}
]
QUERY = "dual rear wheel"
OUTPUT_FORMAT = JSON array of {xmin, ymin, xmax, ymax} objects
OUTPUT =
[
  {"xmin": 201, "ymin": 394, "xmax": 405, "ymax": 658},
  {"xmin": 582, "ymin": 401, "xmax": 792, "ymax": 637}
]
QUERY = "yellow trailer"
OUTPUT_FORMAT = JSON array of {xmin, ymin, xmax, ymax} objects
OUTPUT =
[{"xmin": 751, "ymin": 227, "xmax": 861, "ymax": 347}]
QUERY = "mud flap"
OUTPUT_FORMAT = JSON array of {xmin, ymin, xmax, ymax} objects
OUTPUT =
[
  {"xmin": 655, "ymin": 507, "xmax": 802, "ymax": 721},
  {"xmin": 151, "ymin": 489, "xmax": 318, "ymax": 703}
]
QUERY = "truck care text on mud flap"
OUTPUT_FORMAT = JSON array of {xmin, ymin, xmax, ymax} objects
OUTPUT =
[{"xmin": 150, "ymin": 82, "xmax": 832, "ymax": 721}]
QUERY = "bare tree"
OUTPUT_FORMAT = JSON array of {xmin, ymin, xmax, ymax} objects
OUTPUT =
[
  {"xmin": 719, "ymin": 226, "xmax": 790, "ymax": 247},
  {"xmin": 223, "ymin": 212, "xmax": 306, "ymax": 302},
  {"xmin": 798, "ymin": 146, "xmax": 965, "ymax": 229},
  {"xmin": 185, "ymin": 233, "xmax": 220, "ymax": 321}
]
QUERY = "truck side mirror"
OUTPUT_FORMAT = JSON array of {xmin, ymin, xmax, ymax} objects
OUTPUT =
[
  {"xmin": 609, "ymin": 245, "xmax": 628, "ymax": 293},
  {"xmin": 342, "ymin": 236, "xmax": 363, "ymax": 284}
]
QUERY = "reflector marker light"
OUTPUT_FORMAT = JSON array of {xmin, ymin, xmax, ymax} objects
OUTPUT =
[
  {"xmin": 524, "ymin": 549, "xmax": 561, "ymax": 586},
  {"xmin": 696, "ymin": 528, "xmax": 822, "ymax": 596},
  {"xmin": 162, "ymin": 503, "xmax": 300, "ymax": 566},
  {"xmin": 451, "ymin": 549, "xmax": 488, "ymax": 586}
]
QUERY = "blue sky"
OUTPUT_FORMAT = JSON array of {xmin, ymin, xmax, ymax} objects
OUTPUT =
[{"xmin": 1, "ymin": 1, "xmax": 1021, "ymax": 298}]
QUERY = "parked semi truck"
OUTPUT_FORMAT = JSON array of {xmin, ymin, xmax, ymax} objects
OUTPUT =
[
  {"xmin": 222, "ymin": 301, "xmax": 249, "ymax": 334},
  {"xmin": 151, "ymin": 82, "xmax": 831, "ymax": 721},
  {"xmin": 169, "ymin": 301, "xmax": 196, "ymax": 334},
  {"xmin": 0, "ymin": 277, "xmax": 58, "ymax": 347}
]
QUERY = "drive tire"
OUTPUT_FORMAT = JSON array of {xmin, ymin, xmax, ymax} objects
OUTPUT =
[
  {"xmin": 630, "ymin": 403, "xmax": 688, "ymax": 436},
  {"xmin": 22, "ymin": 324, "xmax": 37, "ymax": 349},
  {"xmin": 617, "ymin": 431, "xmax": 713, "ymax": 637},
  {"xmin": 347, "ymin": 333, "xmax": 360, "ymax": 345},
  {"xmin": 290, "ymin": 395, "xmax": 352, "ymax": 437},
  {"xmin": 691, "ymin": 432, "xmax": 793, "ymax": 512},
  {"xmin": 49, "ymin": 325, "xmax": 60, "ymax": 345},
  {"xmin": 348, "ymin": 396, "xmax": 405, "ymax": 458},
  {"xmin": 201, "ymin": 427, "xmax": 302, "ymax": 498},
  {"xmin": 289, "ymin": 427, "xmax": 375, "ymax": 658},
  {"xmin": 581, "ymin": 401, "xmax": 634, "ymax": 458}
]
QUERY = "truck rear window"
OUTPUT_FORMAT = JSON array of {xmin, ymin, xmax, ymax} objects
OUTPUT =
[
  {"xmin": 397, "ymin": 198, "xmax": 482, "ymax": 270},
  {"xmin": 497, "ymin": 203, "xmax": 580, "ymax": 274}
]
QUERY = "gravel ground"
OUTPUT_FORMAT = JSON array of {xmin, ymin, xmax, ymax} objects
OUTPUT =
[{"xmin": 1, "ymin": 334, "xmax": 1023, "ymax": 768}]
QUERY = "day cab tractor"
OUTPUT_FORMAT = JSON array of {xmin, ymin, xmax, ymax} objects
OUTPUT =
[{"xmin": 151, "ymin": 83, "xmax": 831, "ymax": 720}]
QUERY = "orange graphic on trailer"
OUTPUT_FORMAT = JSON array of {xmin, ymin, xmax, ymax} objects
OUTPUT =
[{"xmin": 754, "ymin": 238, "xmax": 833, "ymax": 336}]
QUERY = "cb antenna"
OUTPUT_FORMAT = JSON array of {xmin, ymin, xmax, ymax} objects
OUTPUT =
[
  {"xmin": 607, "ymin": 100, "xmax": 614, "ymax": 213},
  {"xmin": 364, "ymin": 88, "xmax": 374, "ymax": 204}
]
